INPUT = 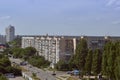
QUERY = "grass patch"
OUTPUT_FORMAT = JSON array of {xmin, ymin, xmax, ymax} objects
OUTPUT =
[
  {"xmin": 67, "ymin": 77, "xmax": 79, "ymax": 80},
  {"xmin": 56, "ymin": 77, "xmax": 63, "ymax": 80},
  {"xmin": 20, "ymin": 67, "xmax": 28, "ymax": 72},
  {"xmin": 60, "ymin": 76, "xmax": 68, "ymax": 78}
]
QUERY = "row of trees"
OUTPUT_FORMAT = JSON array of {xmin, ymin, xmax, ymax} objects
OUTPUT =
[
  {"xmin": 102, "ymin": 41, "xmax": 120, "ymax": 80},
  {"xmin": 4, "ymin": 37, "xmax": 50, "ymax": 69},
  {"xmin": 4, "ymin": 46, "xmax": 50, "ymax": 68},
  {"xmin": 28, "ymin": 56, "xmax": 50, "ymax": 68},
  {"xmin": 0, "ymin": 37, "xmax": 22, "ymax": 80},
  {"xmin": 55, "ymin": 39, "xmax": 120, "ymax": 80},
  {"xmin": 74, "ymin": 39, "xmax": 120, "ymax": 80},
  {"xmin": 6, "ymin": 47, "xmax": 37, "ymax": 59},
  {"xmin": 0, "ymin": 54, "xmax": 21, "ymax": 79}
]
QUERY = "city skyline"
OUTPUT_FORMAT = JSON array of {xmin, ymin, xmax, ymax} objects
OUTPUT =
[{"xmin": 0, "ymin": 0, "xmax": 120, "ymax": 36}]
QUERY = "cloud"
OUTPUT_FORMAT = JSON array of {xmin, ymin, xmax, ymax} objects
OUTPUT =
[
  {"xmin": 112, "ymin": 20, "xmax": 120, "ymax": 24},
  {"xmin": 106, "ymin": 0, "xmax": 120, "ymax": 10},
  {"xmin": 106, "ymin": 0, "xmax": 117, "ymax": 6},
  {"xmin": 116, "ymin": 0, "xmax": 120, "ymax": 5},
  {"xmin": 115, "ymin": 6, "xmax": 120, "ymax": 10},
  {"xmin": 0, "ymin": 16, "xmax": 11, "ymax": 20}
]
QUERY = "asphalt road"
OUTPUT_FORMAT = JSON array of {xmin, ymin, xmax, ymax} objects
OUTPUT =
[
  {"xmin": 9, "ymin": 77, "xmax": 24, "ymax": 80},
  {"xmin": 9, "ymin": 57, "xmax": 56, "ymax": 80},
  {"xmin": 26, "ymin": 65, "xmax": 56, "ymax": 80}
]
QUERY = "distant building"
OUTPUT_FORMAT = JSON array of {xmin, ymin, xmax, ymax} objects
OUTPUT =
[
  {"xmin": 0, "ymin": 34, "xmax": 6, "ymax": 44},
  {"xmin": 21, "ymin": 35, "xmax": 77, "ymax": 68},
  {"xmin": 21, "ymin": 35, "xmax": 120, "ymax": 67},
  {"xmin": 6, "ymin": 25, "xmax": 15, "ymax": 42}
]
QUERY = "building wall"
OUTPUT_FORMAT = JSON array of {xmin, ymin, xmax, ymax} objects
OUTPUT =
[
  {"xmin": 22, "ymin": 36, "xmax": 61, "ymax": 64},
  {"xmin": 85, "ymin": 36, "xmax": 106, "ymax": 50},
  {"xmin": 6, "ymin": 25, "xmax": 15, "ymax": 42},
  {"xmin": 34, "ymin": 36, "xmax": 60, "ymax": 63},
  {"xmin": 22, "ymin": 37, "xmax": 35, "ymax": 48},
  {"xmin": 21, "ymin": 35, "xmax": 120, "ymax": 64},
  {"xmin": 0, "ymin": 35, "xmax": 6, "ymax": 44},
  {"xmin": 59, "ymin": 37, "xmax": 75, "ymax": 62},
  {"xmin": 81, "ymin": 36, "xmax": 120, "ymax": 51}
]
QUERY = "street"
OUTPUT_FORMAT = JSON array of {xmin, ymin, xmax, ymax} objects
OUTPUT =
[
  {"xmin": 9, "ymin": 57, "xmax": 57, "ymax": 80},
  {"xmin": 9, "ymin": 77, "xmax": 24, "ymax": 80}
]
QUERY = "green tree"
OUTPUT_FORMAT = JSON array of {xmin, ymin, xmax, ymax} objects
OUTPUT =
[
  {"xmin": 107, "ymin": 43, "xmax": 116, "ymax": 79},
  {"xmin": 74, "ymin": 39, "xmax": 88, "ymax": 76},
  {"xmin": 115, "ymin": 56, "xmax": 120, "ymax": 80},
  {"xmin": 114, "ymin": 41, "xmax": 120, "ymax": 80},
  {"xmin": 12, "ymin": 48, "xmax": 24, "ymax": 58},
  {"xmin": 102, "ymin": 41, "xmax": 120, "ymax": 80},
  {"xmin": 92, "ymin": 49, "xmax": 102, "ymax": 75},
  {"xmin": 3, "ymin": 48, "xmax": 12, "ymax": 55},
  {"xmin": 0, "ymin": 57, "xmax": 11, "ymax": 67},
  {"xmin": 102, "ymin": 42, "xmax": 111, "ymax": 76},
  {"xmin": 0, "ymin": 66, "xmax": 6, "ymax": 74},
  {"xmin": 0, "ymin": 74, "xmax": 8, "ymax": 80},
  {"xmin": 85, "ymin": 49, "xmax": 93, "ymax": 75},
  {"xmin": 8, "ymin": 37, "xmax": 21, "ymax": 48},
  {"xmin": 24, "ymin": 47, "xmax": 37, "ymax": 57},
  {"xmin": 68, "ymin": 55, "xmax": 77, "ymax": 70},
  {"xmin": 28, "ymin": 56, "xmax": 50, "ymax": 68},
  {"xmin": 55, "ymin": 60, "xmax": 69, "ymax": 71}
]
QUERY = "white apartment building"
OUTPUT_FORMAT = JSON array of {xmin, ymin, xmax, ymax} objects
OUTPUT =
[
  {"xmin": 22, "ymin": 36, "xmax": 60, "ymax": 65},
  {"xmin": 22, "ymin": 37, "xmax": 35, "ymax": 48},
  {"xmin": 34, "ymin": 36, "xmax": 60, "ymax": 64},
  {"xmin": 21, "ymin": 35, "xmax": 79, "ymax": 68},
  {"xmin": 6, "ymin": 25, "xmax": 15, "ymax": 42}
]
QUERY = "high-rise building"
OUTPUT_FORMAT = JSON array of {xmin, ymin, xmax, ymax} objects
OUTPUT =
[
  {"xmin": 0, "ymin": 34, "xmax": 6, "ymax": 44},
  {"xmin": 21, "ymin": 35, "xmax": 120, "ymax": 68},
  {"xmin": 6, "ymin": 25, "xmax": 15, "ymax": 42},
  {"xmin": 21, "ymin": 35, "xmax": 78, "ymax": 68}
]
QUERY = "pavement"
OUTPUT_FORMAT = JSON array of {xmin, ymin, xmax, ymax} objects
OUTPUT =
[
  {"xmin": 9, "ymin": 57, "xmax": 56, "ymax": 80},
  {"xmin": 9, "ymin": 57, "xmax": 79, "ymax": 80},
  {"xmin": 9, "ymin": 77, "xmax": 24, "ymax": 80}
]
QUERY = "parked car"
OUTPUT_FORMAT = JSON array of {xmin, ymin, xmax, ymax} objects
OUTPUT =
[
  {"xmin": 20, "ymin": 61, "xmax": 27, "ymax": 66},
  {"xmin": 52, "ymin": 71, "xmax": 56, "ymax": 76},
  {"xmin": 66, "ymin": 71, "xmax": 72, "ymax": 74},
  {"xmin": 5, "ymin": 73, "xmax": 15, "ymax": 78},
  {"xmin": 67, "ymin": 70, "xmax": 80, "ymax": 76}
]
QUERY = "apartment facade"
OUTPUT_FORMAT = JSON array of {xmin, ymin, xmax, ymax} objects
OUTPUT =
[
  {"xmin": 34, "ymin": 36, "xmax": 60, "ymax": 64},
  {"xmin": 6, "ymin": 25, "xmax": 15, "ymax": 42},
  {"xmin": 83, "ymin": 36, "xmax": 120, "ymax": 50},
  {"xmin": 21, "ymin": 35, "xmax": 77, "ymax": 66},
  {"xmin": 21, "ymin": 35, "xmax": 120, "ymax": 66}
]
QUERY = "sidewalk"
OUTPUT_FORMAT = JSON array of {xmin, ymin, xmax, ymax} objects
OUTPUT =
[
  {"xmin": 56, "ymin": 74, "xmax": 81, "ymax": 80},
  {"xmin": 9, "ymin": 76, "xmax": 24, "ymax": 80}
]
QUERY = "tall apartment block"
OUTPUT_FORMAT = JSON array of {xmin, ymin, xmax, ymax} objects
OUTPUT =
[
  {"xmin": 0, "ymin": 34, "xmax": 6, "ymax": 44},
  {"xmin": 6, "ymin": 25, "xmax": 15, "ymax": 42},
  {"xmin": 21, "ymin": 35, "xmax": 120, "ymax": 68},
  {"xmin": 22, "ymin": 35, "xmax": 77, "ymax": 67}
]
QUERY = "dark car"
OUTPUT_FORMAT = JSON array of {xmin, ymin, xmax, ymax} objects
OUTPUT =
[
  {"xmin": 20, "ymin": 61, "xmax": 27, "ymax": 66},
  {"xmin": 5, "ymin": 73, "xmax": 15, "ymax": 78},
  {"xmin": 66, "ymin": 71, "xmax": 72, "ymax": 74},
  {"xmin": 52, "ymin": 71, "xmax": 56, "ymax": 76}
]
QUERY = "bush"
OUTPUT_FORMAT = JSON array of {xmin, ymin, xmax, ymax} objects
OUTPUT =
[
  {"xmin": 0, "ymin": 74, "xmax": 8, "ymax": 80},
  {"xmin": 28, "ymin": 56, "xmax": 50, "ymax": 68}
]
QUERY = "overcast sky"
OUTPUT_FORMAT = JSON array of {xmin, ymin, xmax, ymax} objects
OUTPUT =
[{"xmin": 0, "ymin": 0, "xmax": 120, "ymax": 36}]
